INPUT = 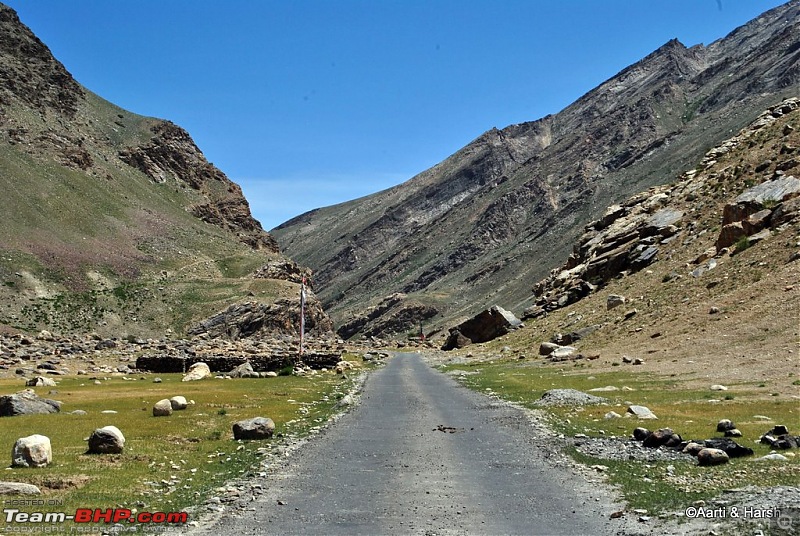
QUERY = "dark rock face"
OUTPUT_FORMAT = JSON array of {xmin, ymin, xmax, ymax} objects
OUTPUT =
[
  {"xmin": 0, "ymin": 6, "xmax": 83, "ymax": 118},
  {"xmin": 119, "ymin": 122, "xmax": 278, "ymax": 252},
  {"xmin": 0, "ymin": 390, "xmax": 60, "ymax": 416},
  {"xmin": 273, "ymin": 1, "xmax": 800, "ymax": 335},
  {"xmin": 441, "ymin": 306, "xmax": 522, "ymax": 351}
]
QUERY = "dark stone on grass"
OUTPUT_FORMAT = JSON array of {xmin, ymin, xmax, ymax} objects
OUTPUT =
[
  {"xmin": 642, "ymin": 428, "xmax": 675, "ymax": 448},
  {"xmin": 703, "ymin": 437, "xmax": 753, "ymax": 458},
  {"xmin": 633, "ymin": 427, "xmax": 651, "ymax": 441},
  {"xmin": 716, "ymin": 419, "xmax": 735, "ymax": 432},
  {"xmin": 233, "ymin": 417, "xmax": 275, "ymax": 440},
  {"xmin": 87, "ymin": 426, "xmax": 125, "ymax": 454}
]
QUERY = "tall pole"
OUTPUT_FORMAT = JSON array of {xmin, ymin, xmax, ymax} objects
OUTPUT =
[{"xmin": 299, "ymin": 276, "xmax": 306, "ymax": 360}]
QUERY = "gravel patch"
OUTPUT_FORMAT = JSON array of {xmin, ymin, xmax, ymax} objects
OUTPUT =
[{"xmin": 534, "ymin": 388, "xmax": 609, "ymax": 406}]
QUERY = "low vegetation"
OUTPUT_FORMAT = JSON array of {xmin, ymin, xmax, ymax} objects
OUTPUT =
[
  {"xmin": 440, "ymin": 358, "xmax": 800, "ymax": 515},
  {"xmin": 0, "ymin": 365, "xmax": 365, "ymax": 526}
]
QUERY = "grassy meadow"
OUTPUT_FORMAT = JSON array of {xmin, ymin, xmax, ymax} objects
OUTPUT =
[
  {"xmin": 0, "ymin": 366, "xmax": 364, "ymax": 526},
  {"xmin": 440, "ymin": 358, "xmax": 800, "ymax": 514}
]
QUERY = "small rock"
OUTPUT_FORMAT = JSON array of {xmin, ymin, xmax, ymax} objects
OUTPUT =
[
  {"xmin": 153, "ymin": 399, "xmax": 173, "ymax": 417},
  {"xmin": 153, "ymin": 377, "xmax": 163, "ymax": 384},
  {"xmin": 604, "ymin": 411, "xmax": 622, "ymax": 419},
  {"xmin": 627, "ymin": 405, "xmax": 657, "ymax": 419},
  {"xmin": 170, "ymin": 396, "xmax": 188, "ymax": 410},
  {"xmin": 12, "ymin": 435, "xmax": 52, "ymax": 467},
  {"xmin": 755, "ymin": 453, "xmax": 789, "ymax": 462},
  {"xmin": 232, "ymin": 417, "xmax": 275, "ymax": 440},
  {"xmin": 697, "ymin": 448, "xmax": 730, "ymax": 466},
  {"xmin": 0, "ymin": 482, "xmax": 42, "ymax": 495},
  {"xmin": 182, "ymin": 362, "xmax": 212, "ymax": 382},
  {"xmin": 716, "ymin": 419, "xmax": 735, "ymax": 432},
  {"xmin": 25, "ymin": 376, "xmax": 57, "ymax": 387},
  {"xmin": 607, "ymin": 295, "xmax": 626, "ymax": 310},
  {"xmin": 724, "ymin": 428, "xmax": 742, "ymax": 438},
  {"xmin": 87, "ymin": 426, "xmax": 125, "ymax": 454},
  {"xmin": 710, "ymin": 384, "xmax": 728, "ymax": 391}
]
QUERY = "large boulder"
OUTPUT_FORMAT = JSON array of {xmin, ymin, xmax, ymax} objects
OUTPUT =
[
  {"xmin": 12, "ymin": 434, "xmax": 52, "ymax": 467},
  {"xmin": 87, "ymin": 426, "xmax": 125, "ymax": 454},
  {"xmin": 232, "ymin": 417, "xmax": 275, "ymax": 440},
  {"xmin": 0, "ymin": 390, "xmax": 61, "ymax": 416},
  {"xmin": 442, "ymin": 306, "xmax": 522, "ymax": 350},
  {"xmin": 441, "ymin": 329, "xmax": 472, "ymax": 351},
  {"xmin": 182, "ymin": 362, "xmax": 211, "ymax": 382}
]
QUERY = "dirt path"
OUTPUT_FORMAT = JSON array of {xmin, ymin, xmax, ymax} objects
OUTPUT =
[{"xmin": 188, "ymin": 353, "xmax": 639, "ymax": 535}]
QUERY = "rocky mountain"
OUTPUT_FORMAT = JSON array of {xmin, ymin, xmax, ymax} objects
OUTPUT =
[
  {"xmin": 0, "ymin": 3, "xmax": 329, "ymax": 339},
  {"xmin": 273, "ymin": 0, "xmax": 800, "ymax": 340}
]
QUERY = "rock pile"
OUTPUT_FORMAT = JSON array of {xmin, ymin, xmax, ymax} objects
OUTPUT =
[
  {"xmin": 760, "ymin": 424, "xmax": 800, "ymax": 450},
  {"xmin": 533, "ymin": 389, "xmax": 608, "ymax": 407},
  {"xmin": 632, "ymin": 426, "xmax": 755, "ymax": 466}
]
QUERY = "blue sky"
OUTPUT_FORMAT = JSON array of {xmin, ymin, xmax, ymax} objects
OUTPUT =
[{"xmin": 4, "ymin": 0, "xmax": 789, "ymax": 230}]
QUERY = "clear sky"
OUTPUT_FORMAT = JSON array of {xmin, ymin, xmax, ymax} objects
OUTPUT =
[{"xmin": 3, "ymin": 0, "xmax": 790, "ymax": 230}]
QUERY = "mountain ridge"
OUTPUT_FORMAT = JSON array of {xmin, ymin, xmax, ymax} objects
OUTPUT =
[
  {"xmin": 0, "ymin": 2, "xmax": 328, "ymax": 339},
  {"xmin": 273, "ymin": 0, "xmax": 800, "ymax": 340}
]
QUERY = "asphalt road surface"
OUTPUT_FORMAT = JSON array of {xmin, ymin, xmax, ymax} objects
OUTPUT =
[{"xmin": 194, "ymin": 353, "xmax": 633, "ymax": 535}]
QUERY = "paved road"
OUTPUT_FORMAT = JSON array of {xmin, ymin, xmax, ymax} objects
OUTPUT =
[{"xmin": 196, "ymin": 353, "xmax": 631, "ymax": 535}]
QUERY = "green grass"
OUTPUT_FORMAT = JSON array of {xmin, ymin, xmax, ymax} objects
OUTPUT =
[
  {"xmin": 441, "ymin": 359, "xmax": 800, "ymax": 514},
  {"xmin": 0, "ymin": 370, "xmax": 362, "ymax": 526}
]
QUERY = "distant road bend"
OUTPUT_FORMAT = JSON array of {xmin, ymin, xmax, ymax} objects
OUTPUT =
[{"xmin": 193, "ymin": 353, "xmax": 630, "ymax": 535}]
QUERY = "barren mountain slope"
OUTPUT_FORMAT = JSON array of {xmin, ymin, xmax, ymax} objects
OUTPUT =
[
  {"xmin": 273, "ymin": 0, "xmax": 800, "ymax": 340},
  {"xmin": 0, "ymin": 3, "xmax": 327, "ymax": 338},
  {"xmin": 465, "ymin": 98, "xmax": 800, "ymax": 395}
]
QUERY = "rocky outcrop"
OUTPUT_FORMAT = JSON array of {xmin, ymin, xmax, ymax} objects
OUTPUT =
[
  {"xmin": 0, "ymin": 6, "xmax": 83, "ymax": 118},
  {"xmin": 523, "ymin": 193, "xmax": 681, "ymax": 319},
  {"xmin": 337, "ymin": 293, "xmax": 439, "ymax": 340},
  {"xmin": 442, "ymin": 306, "xmax": 522, "ymax": 350},
  {"xmin": 252, "ymin": 260, "xmax": 312, "ymax": 284},
  {"xmin": 188, "ymin": 297, "xmax": 333, "ymax": 340},
  {"xmin": 524, "ymin": 98, "xmax": 800, "ymax": 319},
  {"xmin": 119, "ymin": 121, "xmax": 278, "ymax": 252}
]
